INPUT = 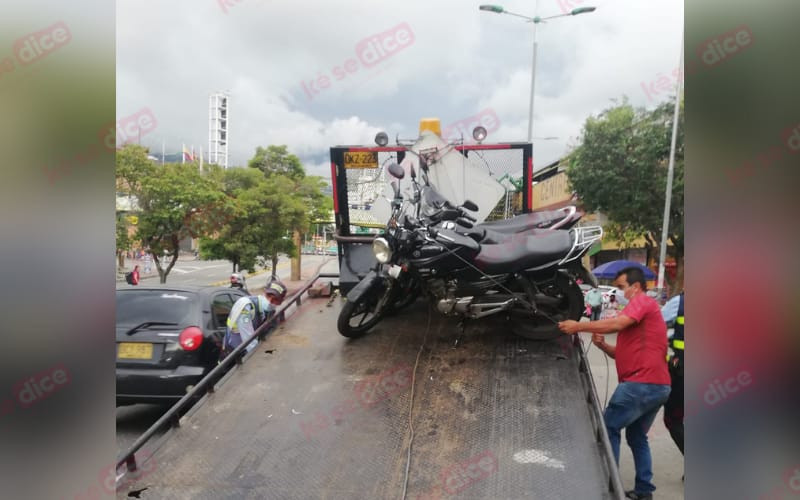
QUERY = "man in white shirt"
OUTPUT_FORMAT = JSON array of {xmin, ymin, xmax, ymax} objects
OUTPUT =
[{"xmin": 585, "ymin": 287, "xmax": 603, "ymax": 320}]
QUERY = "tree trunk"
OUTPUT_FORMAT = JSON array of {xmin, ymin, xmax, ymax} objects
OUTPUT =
[
  {"xmin": 291, "ymin": 230, "xmax": 301, "ymax": 281},
  {"xmin": 117, "ymin": 250, "xmax": 125, "ymax": 270},
  {"xmin": 271, "ymin": 255, "xmax": 279, "ymax": 278},
  {"xmin": 154, "ymin": 258, "xmax": 165, "ymax": 283}
]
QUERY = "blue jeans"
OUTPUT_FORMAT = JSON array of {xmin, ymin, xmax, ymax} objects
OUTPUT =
[{"xmin": 604, "ymin": 382, "xmax": 671, "ymax": 494}]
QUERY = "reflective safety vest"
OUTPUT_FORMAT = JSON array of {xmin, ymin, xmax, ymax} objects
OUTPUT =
[{"xmin": 669, "ymin": 292, "xmax": 685, "ymax": 361}]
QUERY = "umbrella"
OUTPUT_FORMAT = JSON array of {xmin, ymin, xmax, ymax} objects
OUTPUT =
[{"xmin": 591, "ymin": 260, "xmax": 656, "ymax": 280}]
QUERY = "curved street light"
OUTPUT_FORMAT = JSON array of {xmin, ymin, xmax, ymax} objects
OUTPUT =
[{"xmin": 479, "ymin": 4, "xmax": 596, "ymax": 142}]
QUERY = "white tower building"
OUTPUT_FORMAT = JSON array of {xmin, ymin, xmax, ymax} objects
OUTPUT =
[{"xmin": 208, "ymin": 92, "xmax": 229, "ymax": 168}]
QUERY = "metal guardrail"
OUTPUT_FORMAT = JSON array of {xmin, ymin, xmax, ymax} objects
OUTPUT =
[
  {"xmin": 574, "ymin": 335, "xmax": 625, "ymax": 499},
  {"xmin": 115, "ymin": 269, "xmax": 340, "ymax": 482}
]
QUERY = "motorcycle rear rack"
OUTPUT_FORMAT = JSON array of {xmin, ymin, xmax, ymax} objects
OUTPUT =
[{"xmin": 559, "ymin": 226, "xmax": 603, "ymax": 265}]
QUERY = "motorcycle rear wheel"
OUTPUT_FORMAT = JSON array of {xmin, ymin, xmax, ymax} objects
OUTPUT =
[
  {"xmin": 509, "ymin": 272, "xmax": 583, "ymax": 341},
  {"xmin": 337, "ymin": 286, "xmax": 392, "ymax": 338}
]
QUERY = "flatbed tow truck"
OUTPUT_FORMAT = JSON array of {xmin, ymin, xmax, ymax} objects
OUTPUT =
[{"xmin": 116, "ymin": 136, "xmax": 624, "ymax": 500}]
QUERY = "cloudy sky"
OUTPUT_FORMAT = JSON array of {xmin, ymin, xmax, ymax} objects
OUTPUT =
[{"xmin": 117, "ymin": 0, "xmax": 683, "ymax": 178}]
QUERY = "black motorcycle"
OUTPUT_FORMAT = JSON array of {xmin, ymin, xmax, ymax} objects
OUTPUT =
[
  {"xmin": 337, "ymin": 163, "xmax": 603, "ymax": 340},
  {"xmin": 409, "ymin": 156, "xmax": 582, "ymax": 245}
]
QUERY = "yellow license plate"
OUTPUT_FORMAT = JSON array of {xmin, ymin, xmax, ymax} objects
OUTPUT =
[
  {"xmin": 344, "ymin": 151, "xmax": 378, "ymax": 169},
  {"xmin": 118, "ymin": 342, "xmax": 153, "ymax": 359}
]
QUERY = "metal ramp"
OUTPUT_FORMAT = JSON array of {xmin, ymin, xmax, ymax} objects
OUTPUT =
[{"xmin": 120, "ymin": 297, "xmax": 620, "ymax": 499}]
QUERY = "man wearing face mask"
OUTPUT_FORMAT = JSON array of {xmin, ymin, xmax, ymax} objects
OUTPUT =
[{"xmin": 558, "ymin": 267, "xmax": 671, "ymax": 500}]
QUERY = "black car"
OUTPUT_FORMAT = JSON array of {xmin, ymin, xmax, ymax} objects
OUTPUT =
[{"xmin": 116, "ymin": 285, "xmax": 247, "ymax": 406}]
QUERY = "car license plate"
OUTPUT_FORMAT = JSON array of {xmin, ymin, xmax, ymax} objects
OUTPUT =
[{"xmin": 118, "ymin": 342, "xmax": 153, "ymax": 359}]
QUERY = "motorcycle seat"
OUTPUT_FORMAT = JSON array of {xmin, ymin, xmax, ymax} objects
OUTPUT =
[
  {"xmin": 473, "ymin": 230, "xmax": 574, "ymax": 274},
  {"xmin": 479, "ymin": 209, "xmax": 576, "ymax": 233}
]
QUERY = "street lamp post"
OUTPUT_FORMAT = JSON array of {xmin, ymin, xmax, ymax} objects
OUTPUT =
[
  {"xmin": 656, "ymin": 35, "xmax": 684, "ymax": 298},
  {"xmin": 479, "ymin": 4, "xmax": 596, "ymax": 143}
]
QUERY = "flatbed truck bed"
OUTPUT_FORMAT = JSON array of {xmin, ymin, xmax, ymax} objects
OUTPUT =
[{"xmin": 119, "ymin": 291, "xmax": 622, "ymax": 499}]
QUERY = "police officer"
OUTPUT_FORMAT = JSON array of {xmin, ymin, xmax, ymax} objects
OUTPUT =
[
  {"xmin": 222, "ymin": 293, "xmax": 270, "ymax": 359},
  {"xmin": 661, "ymin": 291, "xmax": 684, "ymax": 455}
]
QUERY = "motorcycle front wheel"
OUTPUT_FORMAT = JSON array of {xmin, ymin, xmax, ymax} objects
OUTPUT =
[{"xmin": 337, "ymin": 284, "xmax": 393, "ymax": 338}]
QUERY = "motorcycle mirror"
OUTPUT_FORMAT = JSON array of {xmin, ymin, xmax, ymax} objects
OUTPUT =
[
  {"xmin": 387, "ymin": 162, "xmax": 405, "ymax": 179},
  {"xmin": 472, "ymin": 125, "xmax": 488, "ymax": 143},
  {"xmin": 390, "ymin": 180, "xmax": 401, "ymax": 198},
  {"xmin": 410, "ymin": 165, "xmax": 417, "ymax": 179},
  {"xmin": 462, "ymin": 200, "xmax": 479, "ymax": 212}
]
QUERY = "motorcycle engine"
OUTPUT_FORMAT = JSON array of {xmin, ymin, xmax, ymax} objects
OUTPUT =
[
  {"xmin": 437, "ymin": 298, "xmax": 457, "ymax": 315},
  {"xmin": 433, "ymin": 280, "xmax": 471, "ymax": 316},
  {"xmin": 428, "ymin": 279, "xmax": 446, "ymax": 299}
]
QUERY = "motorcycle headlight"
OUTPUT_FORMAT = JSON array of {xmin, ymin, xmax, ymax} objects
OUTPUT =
[{"xmin": 373, "ymin": 237, "xmax": 392, "ymax": 263}]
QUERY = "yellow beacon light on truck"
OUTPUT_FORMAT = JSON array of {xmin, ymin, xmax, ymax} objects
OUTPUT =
[{"xmin": 419, "ymin": 118, "xmax": 442, "ymax": 137}]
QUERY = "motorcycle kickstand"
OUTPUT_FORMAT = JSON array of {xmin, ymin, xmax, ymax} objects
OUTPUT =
[{"xmin": 453, "ymin": 320, "xmax": 468, "ymax": 348}]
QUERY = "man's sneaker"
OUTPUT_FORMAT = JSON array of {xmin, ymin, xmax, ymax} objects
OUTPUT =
[{"xmin": 625, "ymin": 490, "xmax": 653, "ymax": 500}]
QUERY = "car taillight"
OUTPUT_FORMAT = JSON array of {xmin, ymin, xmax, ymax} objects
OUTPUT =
[{"xmin": 179, "ymin": 326, "xmax": 203, "ymax": 351}]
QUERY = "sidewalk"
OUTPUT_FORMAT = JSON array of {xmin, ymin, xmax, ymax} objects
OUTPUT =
[{"xmin": 247, "ymin": 257, "xmax": 338, "ymax": 297}]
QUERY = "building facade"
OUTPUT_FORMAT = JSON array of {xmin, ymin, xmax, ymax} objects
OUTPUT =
[{"xmin": 531, "ymin": 159, "xmax": 674, "ymax": 285}]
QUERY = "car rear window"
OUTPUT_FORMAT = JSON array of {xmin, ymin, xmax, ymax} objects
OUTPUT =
[{"xmin": 116, "ymin": 290, "xmax": 198, "ymax": 326}]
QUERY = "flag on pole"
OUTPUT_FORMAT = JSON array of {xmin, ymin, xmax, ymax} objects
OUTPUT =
[{"xmin": 182, "ymin": 144, "xmax": 193, "ymax": 163}]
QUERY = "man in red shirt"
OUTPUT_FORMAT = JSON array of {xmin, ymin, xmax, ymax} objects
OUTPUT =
[{"xmin": 559, "ymin": 267, "xmax": 670, "ymax": 500}]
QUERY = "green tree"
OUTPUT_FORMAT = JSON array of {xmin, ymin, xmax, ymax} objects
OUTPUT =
[
  {"xmin": 116, "ymin": 144, "xmax": 154, "ymax": 195},
  {"xmin": 116, "ymin": 145, "xmax": 152, "ymax": 271},
  {"xmin": 248, "ymin": 145, "xmax": 306, "ymax": 180},
  {"xmin": 116, "ymin": 212, "xmax": 132, "ymax": 270},
  {"xmin": 197, "ymin": 168, "xmax": 267, "ymax": 273},
  {"xmin": 198, "ymin": 145, "xmax": 331, "ymax": 279},
  {"xmin": 249, "ymin": 145, "xmax": 331, "ymax": 275},
  {"xmin": 249, "ymin": 175, "xmax": 308, "ymax": 274},
  {"xmin": 198, "ymin": 172, "xmax": 307, "ymax": 275},
  {"xmin": 116, "ymin": 144, "xmax": 227, "ymax": 283},
  {"xmin": 566, "ymin": 97, "xmax": 684, "ymax": 292}
]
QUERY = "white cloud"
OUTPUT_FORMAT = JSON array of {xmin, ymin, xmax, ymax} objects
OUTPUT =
[{"xmin": 118, "ymin": 0, "xmax": 682, "ymax": 169}]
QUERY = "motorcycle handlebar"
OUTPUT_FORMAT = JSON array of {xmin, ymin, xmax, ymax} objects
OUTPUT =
[
  {"xmin": 460, "ymin": 210, "xmax": 477, "ymax": 223},
  {"xmin": 456, "ymin": 217, "xmax": 474, "ymax": 228}
]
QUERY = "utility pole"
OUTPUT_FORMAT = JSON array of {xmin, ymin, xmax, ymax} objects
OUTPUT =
[{"xmin": 656, "ymin": 35, "xmax": 684, "ymax": 298}]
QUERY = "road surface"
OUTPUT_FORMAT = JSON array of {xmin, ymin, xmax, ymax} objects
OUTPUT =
[{"xmin": 116, "ymin": 254, "xmax": 336, "ymax": 454}]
